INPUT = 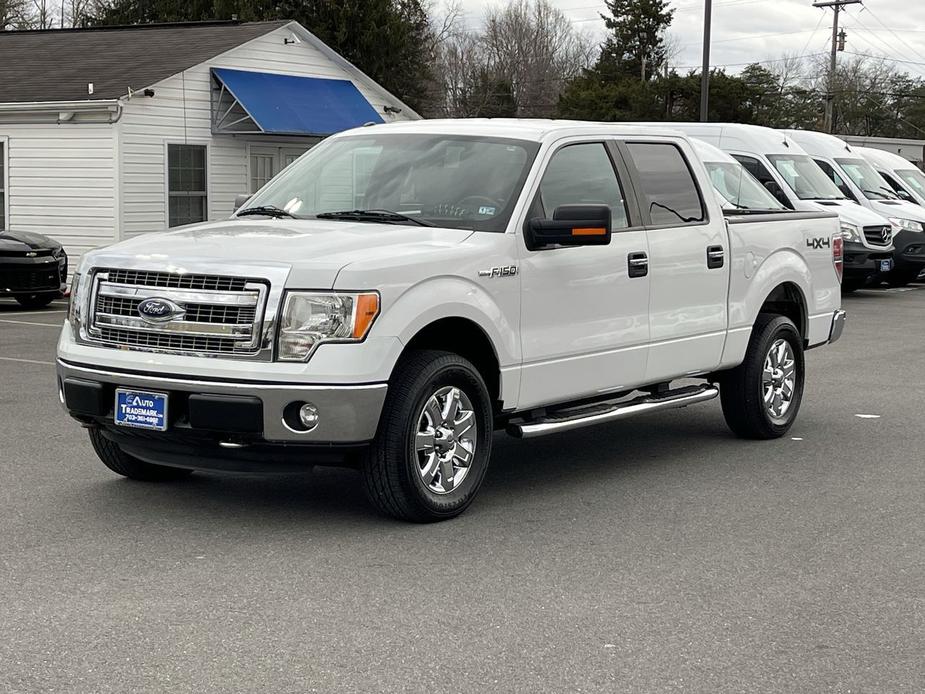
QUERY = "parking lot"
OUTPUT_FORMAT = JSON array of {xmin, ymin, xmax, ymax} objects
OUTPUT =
[{"xmin": 1, "ymin": 288, "xmax": 923, "ymax": 692}]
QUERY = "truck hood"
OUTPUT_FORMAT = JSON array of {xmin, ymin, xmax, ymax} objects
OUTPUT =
[
  {"xmin": 807, "ymin": 199, "xmax": 890, "ymax": 227},
  {"xmin": 82, "ymin": 218, "xmax": 474, "ymax": 288}
]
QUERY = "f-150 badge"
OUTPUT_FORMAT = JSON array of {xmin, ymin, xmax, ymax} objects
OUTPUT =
[{"xmin": 478, "ymin": 266, "xmax": 518, "ymax": 278}]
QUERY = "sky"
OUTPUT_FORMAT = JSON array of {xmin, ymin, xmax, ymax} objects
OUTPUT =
[{"xmin": 451, "ymin": 0, "xmax": 925, "ymax": 79}]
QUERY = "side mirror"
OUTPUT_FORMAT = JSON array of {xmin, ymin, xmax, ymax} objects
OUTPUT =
[
  {"xmin": 233, "ymin": 193, "xmax": 251, "ymax": 212},
  {"xmin": 526, "ymin": 204, "xmax": 611, "ymax": 250}
]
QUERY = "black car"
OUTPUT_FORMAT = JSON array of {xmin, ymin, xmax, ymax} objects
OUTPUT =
[{"xmin": 0, "ymin": 230, "xmax": 67, "ymax": 309}]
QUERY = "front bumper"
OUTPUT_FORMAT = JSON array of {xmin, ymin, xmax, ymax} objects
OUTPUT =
[
  {"xmin": 0, "ymin": 256, "xmax": 66, "ymax": 296},
  {"xmin": 842, "ymin": 242, "xmax": 892, "ymax": 279},
  {"xmin": 57, "ymin": 359, "xmax": 387, "ymax": 445},
  {"xmin": 828, "ymin": 309, "xmax": 847, "ymax": 344},
  {"xmin": 890, "ymin": 230, "xmax": 925, "ymax": 271}
]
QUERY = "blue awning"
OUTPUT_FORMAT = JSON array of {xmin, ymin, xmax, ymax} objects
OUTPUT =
[{"xmin": 210, "ymin": 68, "xmax": 384, "ymax": 136}]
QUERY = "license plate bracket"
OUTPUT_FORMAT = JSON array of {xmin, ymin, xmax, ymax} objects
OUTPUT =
[
  {"xmin": 880, "ymin": 259, "xmax": 893, "ymax": 273},
  {"xmin": 114, "ymin": 389, "xmax": 168, "ymax": 431}
]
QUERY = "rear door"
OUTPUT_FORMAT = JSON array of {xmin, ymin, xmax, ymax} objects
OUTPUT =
[{"xmin": 621, "ymin": 140, "xmax": 730, "ymax": 382}]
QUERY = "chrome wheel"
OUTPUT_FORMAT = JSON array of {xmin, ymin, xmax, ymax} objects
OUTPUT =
[
  {"xmin": 414, "ymin": 386, "xmax": 477, "ymax": 495},
  {"xmin": 762, "ymin": 338, "xmax": 796, "ymax": 421}
]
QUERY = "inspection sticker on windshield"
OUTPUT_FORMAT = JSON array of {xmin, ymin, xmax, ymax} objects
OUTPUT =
[
  {"xmin": 478, "ymin": 206, "xmax": 496, "ymax": 215},
  {"xmin": 114, "ymin": 389, "xmax": 168, "ymax": 431}
]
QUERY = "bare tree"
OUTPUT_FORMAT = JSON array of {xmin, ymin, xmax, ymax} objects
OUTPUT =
[
  {"xmin": 21, "ymin": 0, "xmax": 57, "ymax": 27},
  {"xmin": 62, "ymin": 0, "xmax": 96, "ymax": 26},
  {"xmin": 481, "ymin": 0, "xmax": 594, "ymax": 117},
  {"xmin": 1, "ymin": 0, "xmax": 30, "ymax": 28}
]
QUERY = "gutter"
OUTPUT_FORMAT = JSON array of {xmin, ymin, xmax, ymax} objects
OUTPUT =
[{"xmin": 0, "ymin": 99, "xmax": 123, "ymax": 123}]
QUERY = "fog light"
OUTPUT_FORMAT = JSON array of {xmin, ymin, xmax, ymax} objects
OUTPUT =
[{"xmin": 298, "ymin": 403, "xmax": 320, "ymax": 430}]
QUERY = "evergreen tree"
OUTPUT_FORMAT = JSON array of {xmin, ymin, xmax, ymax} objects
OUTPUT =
[{"xmin": 597, "ymin": 0, "xmax": 674, "ymax": 81}]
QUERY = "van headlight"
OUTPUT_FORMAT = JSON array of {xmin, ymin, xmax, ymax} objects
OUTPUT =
[
  {"xmin": 840, "ymin": 222, "xmax": 862, "ymax": 242},
  {"xmin": 276, "ymin": 291, "xmax": 380, "ymax": 361},
  {"xmin": 888, "ymin": 217, "xmax": 924, "ymax": 232}
]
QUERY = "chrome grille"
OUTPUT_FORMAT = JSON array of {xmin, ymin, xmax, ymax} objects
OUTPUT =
[
  {"xmin": 863, "ymin": 225, "xmax": 892, "ymax": 247},
  {"xmin": 86, "ymin": 269, "xmax": 268, "ymax": 357}
]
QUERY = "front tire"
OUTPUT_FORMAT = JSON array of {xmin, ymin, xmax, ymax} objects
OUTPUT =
[
  {"xmin": 720, "ymin": 314, "xmax": 805, "ymax": 440},
  {"xmin": 362, "ymin": 349, "xmax": 493, "ymax": 522},
  {"xmin": 89, "ymin": 428, "xmax": 194, "ymax": 481},
  {"xmin": 15, "ymin": 293, "xmax": 56, "ymax": 309}
]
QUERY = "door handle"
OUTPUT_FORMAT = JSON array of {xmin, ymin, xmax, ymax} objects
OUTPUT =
[
  {"xmin": 707, "ymin": 245, "xmax": 725, "ymax": 269},
  {"xmin": 628, "ymin": 251, "xmax": 648, "ymax": 278}
]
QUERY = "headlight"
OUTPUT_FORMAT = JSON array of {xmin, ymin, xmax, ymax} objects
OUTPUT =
[
  {"xmin": 888, "ymin": 217, "xmax": 924, "ymax": 232},
  {"xmin": 277, "ymin": 291, "xmax": 380, "ymax": 361},
  {"xmin": 52, "ymin": 246, "xmax": 66, "ymax": 260},
  {"xmin": 68, "ymin": 272, "xmax": 82, "ymax": 333},
  {"xmin": 840, "ymin": 222, "xmax": 862, "ymax": 242}
]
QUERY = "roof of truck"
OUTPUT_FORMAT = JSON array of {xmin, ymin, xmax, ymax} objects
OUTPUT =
[{"xmin": 346, "ymin": 118, "xmax": 691, "ymax": 143}]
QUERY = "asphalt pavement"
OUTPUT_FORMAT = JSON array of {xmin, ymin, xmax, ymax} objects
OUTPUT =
[{"xmin": 1, "ymin": 289, "xmax": 923, "ymax": 693}]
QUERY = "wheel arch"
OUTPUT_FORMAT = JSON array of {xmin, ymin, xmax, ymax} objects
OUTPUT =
[{"xmin": 758, "ymin": 281, "xmax": 808, "ymax": 342}]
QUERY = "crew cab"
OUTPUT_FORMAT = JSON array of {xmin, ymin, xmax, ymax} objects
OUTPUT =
[
  {"xmin": 783, "ymin": 130, "xmax": 925, "ymax": 287},
  {"xmin": 653, "ymin": 123, "xmax": 895, "ymax": 292},
  {"xmin": 58, "ymin": 120, "xmax": 845, "ymax": 522}
]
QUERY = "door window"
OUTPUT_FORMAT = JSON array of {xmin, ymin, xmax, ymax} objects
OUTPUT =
[
  {"xmin": 626, "ymin": 143, "xmax": 705, "ymax": 225},
  {"xmin": 538, "ymin": 143, "xmax": 629, "ymax": 229}
]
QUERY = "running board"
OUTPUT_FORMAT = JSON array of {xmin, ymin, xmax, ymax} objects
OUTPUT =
[{"xmin": 507, "ymin": 384, "xmax": 719, "ymax": 439}]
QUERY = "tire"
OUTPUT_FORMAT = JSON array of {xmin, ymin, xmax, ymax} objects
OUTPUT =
[
  {"xmin": 89, "ymin": 428, "xmax": 194, "ymax": 482},
  {"xmin": 886, "ymin": 267, "xmax": 920, "ymax": 288},
  {"xmin": 720, "ymin": 314, "xmax": 805, "ymax": 440},
  {"xmin": 362, "ymin": 349, "xmax": 493, "ymax": 522},
  {"xmin": 15, "ymin": 293, "xmax": 56, "ymax": 309}
]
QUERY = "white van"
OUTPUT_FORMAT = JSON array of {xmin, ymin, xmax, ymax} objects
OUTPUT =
[
  {"xmin": 783, "ymin": 130, "xmax": 925, "ymax": 286},
  {"xmin": 689, "ymin": 138, "xmax": 787, "ymax": 211},
  {"xmin": 640, "ymin": 123, "xmax": 893, "ymax": 291},
  {"xmin": 854, "ymin": 145, "xmax": 925, "ymax": 207}
]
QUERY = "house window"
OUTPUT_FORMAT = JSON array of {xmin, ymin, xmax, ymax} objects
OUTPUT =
[
  {"xmin": 250, "ymin": 153, "xmax": 276, "ymax": 193},
  {"xmin": 168, "ymin": 144, "xmax": 207, "ymax": 227},
  {"xmin": 0, "ymin": 141, "xmax": 6, "ymax": 231}
]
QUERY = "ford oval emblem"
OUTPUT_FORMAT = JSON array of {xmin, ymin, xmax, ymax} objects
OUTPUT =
[{"xmin": 137, "ymin": 297, "xmax": 184, "ymax": 322}]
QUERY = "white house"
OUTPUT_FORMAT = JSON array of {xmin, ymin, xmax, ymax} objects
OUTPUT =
[{"xmin": 0, "ymin": 20, "xmax": 419, "ymax": 267}]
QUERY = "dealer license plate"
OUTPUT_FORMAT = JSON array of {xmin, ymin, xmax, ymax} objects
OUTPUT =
[
  {"xmin": 880, "ymin": 259, "xmax": 893, "ymax": 273},
  {"xmin": 114, "ymin": 389, "xmax": 168, "ymax": 431}
]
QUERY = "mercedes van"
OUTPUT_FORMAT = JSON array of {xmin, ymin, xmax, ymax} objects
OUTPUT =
[{"xmin": 783, "ymin": 130, "xmax": 925, "ymax": 287}]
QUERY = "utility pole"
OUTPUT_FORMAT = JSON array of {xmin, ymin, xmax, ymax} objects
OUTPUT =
[
  {"xmin": 700, "ymin": 0, "xmax": 712, "ymax": 122},
  {"xmin": 814, "ymin": 0, "xmax": 861, "ymax": 133}
]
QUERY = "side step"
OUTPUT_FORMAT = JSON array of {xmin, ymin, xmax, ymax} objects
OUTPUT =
[{"xmin": 507, "ymin": 384, "xmax": 719, "ymax": 439}]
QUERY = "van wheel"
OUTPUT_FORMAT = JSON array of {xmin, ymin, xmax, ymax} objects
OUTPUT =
[
  {"xmin": 16, "ymin": 293, "xmax": 56, "ymax": 309},
  {"xmin": 362, "ymin": 349, "xmax": 493, "ymax": 522},
  {"xmin": 89, "ymin": 428, "xmax": 194, "ymax": 481},
  {"xmin": 720, "ymin": 314, "xmax": 804, "ymax": 440}
]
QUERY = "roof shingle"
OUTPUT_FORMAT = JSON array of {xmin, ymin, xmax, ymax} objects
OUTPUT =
[{"xmin": 0, "ymin": 20, "xmax": 290, "ymax": 103}]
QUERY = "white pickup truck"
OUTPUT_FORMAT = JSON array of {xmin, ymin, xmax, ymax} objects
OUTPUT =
[{"xmin": 59, "ymin": 120, "xmax": 845, "ymax": 521}]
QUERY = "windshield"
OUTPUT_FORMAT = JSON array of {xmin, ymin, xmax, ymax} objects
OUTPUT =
[
  {"xmin": 767, "ymin": 154, "xmax": 845, "ymax": 200},
  {"xmin": 834, "ymin": 158, "xmax": 897, "ymax": 200},
  {"xmin": 243, "ymin": 133, "xmax": 540, "ymax": 232},
  {"xmin": 705, "ymin": 161, "xmax": 785, "ymax": 210},
  {"xmin": 895, "ymin": 168, "xmax": 925, "ymax": 200}
]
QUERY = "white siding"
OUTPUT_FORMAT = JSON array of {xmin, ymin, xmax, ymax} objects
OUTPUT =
[
  {"xmin": 0, "ymin": 123, "xmax": 117, "ymax": 266},
  {"xmin": 118, "ymin": 24, "xmax": 413, "ymax": 238}
]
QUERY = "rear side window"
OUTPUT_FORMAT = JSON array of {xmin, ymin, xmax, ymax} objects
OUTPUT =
[
  {"xmin": 539, "ymin": 143, "xmax": 629, "ymax": 229},
  {"xmin": 625, "ymin": 143, "xmax": 705, "ymax": 226}
]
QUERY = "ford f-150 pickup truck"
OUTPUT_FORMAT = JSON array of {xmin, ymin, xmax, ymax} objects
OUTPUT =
[{"xmin": 58, "ymin": 120, "xmax": 846, "ymax": 522}]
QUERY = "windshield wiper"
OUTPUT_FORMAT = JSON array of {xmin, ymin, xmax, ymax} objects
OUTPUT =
[
  {"xmin": 861, "ymin": 188, "xmax": 895, "ymax": 200},
  {"xmin": 237, "ymin": 205, "xmax": 298, "ymax": 219},
  {"xmin": 315, "ymin": 209, "xmax": 435, "ymax": 227}
]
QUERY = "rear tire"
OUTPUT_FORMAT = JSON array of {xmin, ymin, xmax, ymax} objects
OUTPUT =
[
  {"xmin": 89, "ymin": 428, "xmax": 194, "ymax": 481},
  {"xmin": 720, "ymin": 314, "xmax": 805, "ymax": 440},
  {"xmin": 15, "ymin": 293, "xmax": 56, "ymax": 309},
  {"xmin": 361, "ymin": 349, "xmax": 493, "ymax": 522}
]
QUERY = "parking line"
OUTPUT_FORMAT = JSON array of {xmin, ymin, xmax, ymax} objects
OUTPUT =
[
  {"xmin": 0, "ymin": 356, "xmax": 54, "ymax": 365},
  {"xmin": 0, "ymin": 309, "xmax": 67, "ymax": 317},
  {"xmin": 0, "ymin": 319, "xmax": 62, "ymax": 328}
]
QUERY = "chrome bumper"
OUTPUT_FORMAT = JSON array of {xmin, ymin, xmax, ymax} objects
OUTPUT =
[
  {"xmin": 828, "ymin": 309, "xmax": 847, "ymax": 344},
  {"xmin": 56, "ymin": 359, "xmax": 386, "ymax": 443}
]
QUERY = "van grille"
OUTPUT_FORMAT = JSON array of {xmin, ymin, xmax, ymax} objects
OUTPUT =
[
  {"xmin": 86, "ymin": 269, "xmax": 268, "ymax": 357},
  {"xmin": 863, "ymin": 225, "xmax": 892, "ymax": 247}
]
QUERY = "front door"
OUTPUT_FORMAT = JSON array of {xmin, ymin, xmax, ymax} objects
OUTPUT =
[
  {"xmin": 621, "ymin": 140, "xmax": 730, "ymax": 382},
  {"xmin": 249, "ymin": 145, "xmax": 312, "ymax": 193},
  {"xmin": 518, "ymin": 140, "xmax": 650, "ymax": 408}
]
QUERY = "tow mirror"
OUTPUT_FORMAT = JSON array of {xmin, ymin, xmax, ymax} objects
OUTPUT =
[
  {"xmin": 526, "ymin": 204, "xmax": 611, "ymax": 250},
  {"xmin": 233, "ymin": 193, "xmax": 251, "ymax": 212}
]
